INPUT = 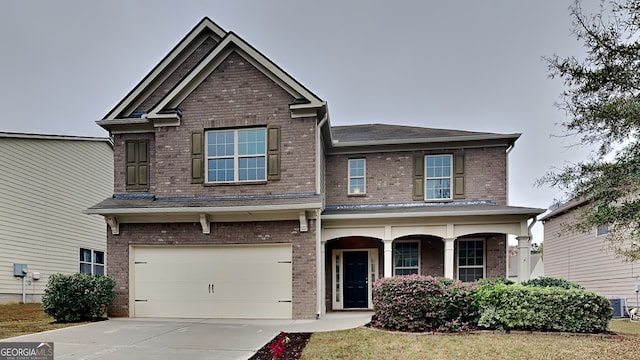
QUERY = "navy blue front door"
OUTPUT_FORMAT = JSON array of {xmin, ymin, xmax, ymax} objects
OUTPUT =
[{"xmin": 344, "ymin": 251, "xmax": 368, "ymax": 308}]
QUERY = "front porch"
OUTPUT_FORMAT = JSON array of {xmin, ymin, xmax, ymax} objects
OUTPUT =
[
  {"xmin": 318, "ymin": 203, "xmax": 544, "ymax": 313},
  {"xmin": 324, "ymin": 234, "xmax": 507, "ymax": 311}
]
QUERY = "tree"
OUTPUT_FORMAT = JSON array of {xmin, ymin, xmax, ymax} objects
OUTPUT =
[
  {"xmin": 531, "ymin": 242, "xmax": 543, "ymax": 254},
  {"xmin": 541, "ymin": 0, "xmax": 640, "ymax": 261}
]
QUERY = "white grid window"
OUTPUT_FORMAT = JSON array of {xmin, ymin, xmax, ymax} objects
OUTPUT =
[
  {"xmin": 425, "ymin": 154, "xmax": 452, "ymax": 200},
  {"xmin": 348, "ymin": 159, "xmax": 366, "ymax": 194},
  {"xmin": 80, "ymin": 248, "xmax": 105, "ymax": 276},
  {"xmin": 206, "ymin": 128, "xmax": 266, "ymax": 183},
  {"xmin": 394, "ymin": 241, "xmax": 419, "ymax": 275},
  {"xmin": 457, "ymin": 240, "xmax": 484, "ymax": 282}
]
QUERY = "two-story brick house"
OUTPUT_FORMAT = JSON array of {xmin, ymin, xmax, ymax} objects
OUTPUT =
[{"xmin": 86, "ymin": 17, "xmax": 544, "ymax": 320}]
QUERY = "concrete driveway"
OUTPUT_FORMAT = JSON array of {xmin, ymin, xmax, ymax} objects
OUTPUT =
[{"xmin": 0, "ymin": 312, "xmax": 372, "ymax": 360}]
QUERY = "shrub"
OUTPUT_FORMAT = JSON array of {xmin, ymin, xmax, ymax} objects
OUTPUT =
[
  {"xmin": 474, "ymin": 283, "xmax": 612, "ymax": 333},
  {"xmin": 476, "ymin": 277, "xmax": 515, "ymax": 286},
  {"xmin": 371, "ymin": 275, "xmax": 479, "ymax": 332},
  {"xmin": 521, "ymin": 276, "xmax": 584, "ymax": 289},
  {"xmin": 42, "ymin": 273, "xmax": 116, "ymax": 322}
]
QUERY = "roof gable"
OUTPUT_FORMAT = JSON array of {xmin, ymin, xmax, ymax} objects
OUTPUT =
[
  {"xmin": 99, "ymin": 17, "xmax": 325, "ymax": 132},
  {"xmin": 104, "ymin": 17, "xmax": 226, "ymax": 121}
]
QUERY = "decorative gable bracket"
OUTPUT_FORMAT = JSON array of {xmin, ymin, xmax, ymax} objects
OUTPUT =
[
  {"xmin": 299, "ymin": 211, "xmax": 308, "ymax": 232},
  {"xmin": 146, "ymin": 110, "xmax": 181, "ymax": 127},
  {"xmin": 105, "ymin": 216, "xmax": 120, "ymax": 235},
  {"xmin": 200, "ymin": 213, "xmax": 211, "ymax": 234}
]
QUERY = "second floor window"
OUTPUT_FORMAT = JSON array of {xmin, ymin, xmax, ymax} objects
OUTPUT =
[
  {"xmin": 425, "ymin": 154, "xmax": 452, "ymax": 200},
  {"xmin": 206, "ymin": 128, "xmax": 266, "ymax": 183},
  {"xmin": 348, "ymin": 159, "xmax": 366, "ymax": 194}
]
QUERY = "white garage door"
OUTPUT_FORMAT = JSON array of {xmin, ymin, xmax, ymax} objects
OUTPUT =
[{"xmin": 131, "ymin": 244, "xmax": 292, "ymax": 319}]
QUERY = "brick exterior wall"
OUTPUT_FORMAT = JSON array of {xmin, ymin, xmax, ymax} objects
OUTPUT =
[
  {"xmin": 325, "ymin": 147, "xmax": 508, "ymax": 206},
  {"xmin": 113, "ymin": 52, "xmax": 317, "ymax": 197},
  {"xmin": 479, "ymin": 234, "xmax": 507, "ymax": 279},
  {"xmin": 107, "ymin": 220, "xmax": 317, "ymax": 319}
]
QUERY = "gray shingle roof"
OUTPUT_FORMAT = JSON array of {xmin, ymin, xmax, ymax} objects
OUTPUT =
[
  {"xmin": 322, "ymin": 202, "xmax": 545, "ymax": 218},
  {"xmin": 86, "ymin": 193, "xmax": 323, "ymax": 214},
  {"xmin": 330, "ymin": 124, "xmax": 515, "ymax": 144}
]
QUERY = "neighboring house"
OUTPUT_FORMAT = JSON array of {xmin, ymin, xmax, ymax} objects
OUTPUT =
[
  {"xmin": 508, "ymin": 250, "xmax": 544, "ymax": 282},
  {"xmin": 0, "ymin": 132, "xmax": 113, "ymax": 303},
  {"xmin": 86, "ymin": 17, "xmax": 545, "ymax": 320},
  {"xmin": 541, "ymin": 199, "xmax": 640, "ymax": 308}
]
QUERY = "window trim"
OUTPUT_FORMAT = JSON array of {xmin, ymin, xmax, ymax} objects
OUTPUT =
[
  {"xmin": 348, "ymin": 158, "xmax": 366, "ymax": 195},
  {"xmin": 424, "ymin": 154, "xmax": 453, "ymax": 201},
  {"xmin": 457, "ymin": 238, "xmax": 485, "ymax": 282},
  {"xmin": 205, "ymin": 128, "xmax": 267, "ymax": 183},
  {"xmin": 79, "ymin": 248, "xmax": 105, "ymax": 276},
  {"xmin": 596, "ymin": 225, "xmax": 609, "ymax": 237},
  {"xmin": 393, "ymin": 240, "xmax": 420, "ymax": 276}
]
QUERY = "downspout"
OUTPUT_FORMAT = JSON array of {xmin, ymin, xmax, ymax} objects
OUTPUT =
[{"xmin": 315, "ymin": 106, "xmax": 328, "ymax": 319}]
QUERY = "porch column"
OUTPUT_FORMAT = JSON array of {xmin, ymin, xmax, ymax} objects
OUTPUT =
[
  {"xmin": 516, "ymin": 235, "xmax": 531, "ymax": 282},
  {"xmin": 383, "ymin": 239, "xmax": 393, "ymax": 277},
  {"xmin": 443, "ymin": 238, "xmax": 455, "ymax": 279}
]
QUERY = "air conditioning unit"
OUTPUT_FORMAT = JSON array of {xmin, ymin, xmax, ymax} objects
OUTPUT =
[{"xmin": 609, "ymin": 297, "xmax": 626, "ymax": 318}]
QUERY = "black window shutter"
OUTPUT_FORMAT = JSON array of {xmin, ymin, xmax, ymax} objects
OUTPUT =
[
  {"xmin": 454, "ymin": 154, "xmax": 465, "ymax": 198},
  {"xmin": 267, "ymin": 127, "xmax": 280, "ymax": 181},
  {"xmin": 125, "ymin": 140, "xmax": 149, "ymax": 190},
  {"xmin": 413, "ymin": 156, "xmax": 424, "ymax": 201},
  {"xmin": 191, "ymin": 132, "xmax": 204, "ymax": 183}
]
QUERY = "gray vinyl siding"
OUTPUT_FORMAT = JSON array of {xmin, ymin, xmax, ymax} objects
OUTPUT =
[
  {"xmin": 0, "ymin": 135, "xmax": 113, "ymax": 302},
  {"xmin": 544, "ymin": 211, "xmax": 640, "ymax": 308}
]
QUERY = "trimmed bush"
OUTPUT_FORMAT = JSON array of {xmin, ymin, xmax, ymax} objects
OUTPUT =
[
  {"xmin": 474, "ymin": 283, "xmax": 612, "ymax": 333},
  {"xmin": 42, "ymin": 273, "xmax": 116, "ymax": 322},
  {"xmin": 371, "ymin": 275, "xmax": 479, "ymax": 332},
  {"xmin": 476, "ymin": 277, "xmax": 515, "ymax": 286},
  {"xmin": 521, "ymin": 276, "xmax": 584, "ymax": 289}
]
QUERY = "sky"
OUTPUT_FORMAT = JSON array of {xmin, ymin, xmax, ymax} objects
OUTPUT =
[{"xmin": 0, "ymin": 1, "xmax": 604, "ymax": 243}]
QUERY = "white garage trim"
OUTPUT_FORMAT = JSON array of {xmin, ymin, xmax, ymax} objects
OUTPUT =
[{"xmin": 129, "ymin": 244, "xmax": 292, "ymax": 319}]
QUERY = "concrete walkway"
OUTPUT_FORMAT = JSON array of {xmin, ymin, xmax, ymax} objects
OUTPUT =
[{"xmin": 0, "ymin": 312, "xmax": 373, "ymax": 360}]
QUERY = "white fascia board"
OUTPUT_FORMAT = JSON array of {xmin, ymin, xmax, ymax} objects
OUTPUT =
[
  {"xmin": 84, "ymin": 202, "xmax": 324, "ymax": 215},
  {"xmin": 0, "ymin": 132, "xmax": 110, "ymax": 143},
  {"xmin": 321, "ymin": 209, "xmax": 543, "ymax": 220}
]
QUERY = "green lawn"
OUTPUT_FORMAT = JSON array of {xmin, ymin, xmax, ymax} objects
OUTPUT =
[
  {"xmin": 301, "ymin": 320, "xmax": 640, "ymax": 360},
  {"xmin": 0, "ymin": 303, "xmax": 86, "ymax": 339}
]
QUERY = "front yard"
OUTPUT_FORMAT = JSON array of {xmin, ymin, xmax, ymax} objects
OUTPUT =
[
  {"xmin": 0, "ymin": 303, "xmax": 86, "ymax": 339},
  {"xmin": 2, "ymin": 303, "xmax": 640, "ymax": 359},
  {"xmin": 301, "ymin": 322, "xmax": 640, "ymax": 360}
]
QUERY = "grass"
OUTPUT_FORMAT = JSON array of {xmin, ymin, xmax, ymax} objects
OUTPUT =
[
  {"xmin": 301, "ymin": 321, "xmax": 640, "ymax": 360},
  {"xmin": 0, "ymin": 303, "xmax": 86, "ymax": 339}
]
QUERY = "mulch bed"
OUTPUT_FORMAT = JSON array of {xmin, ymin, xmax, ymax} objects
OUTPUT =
[{"xmin": 249, "ymin": 332, "xmax": 312, "ymax": 360}]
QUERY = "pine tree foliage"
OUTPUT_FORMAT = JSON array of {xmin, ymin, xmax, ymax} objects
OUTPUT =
[{"xmin": 541, "ymin": 0, "xmax": 640, "ymax": 261}]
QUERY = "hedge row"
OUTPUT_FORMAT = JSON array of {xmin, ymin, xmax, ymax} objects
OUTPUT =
[
  {"xmin": 370, "ymin": 275, "xmax": 478, "ymax": 332},
  {"xmin": 371, "ymin": 276, "xmax": 612, "ymax": 333},
  {"xmin": 475, "ymin": 283, "xmax": 611, "ymax": 333}
]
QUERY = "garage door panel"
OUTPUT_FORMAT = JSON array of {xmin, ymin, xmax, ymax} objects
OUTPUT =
[{"xmin": 132, "ymin": 244, "xmax": 293, "ymax": 319}]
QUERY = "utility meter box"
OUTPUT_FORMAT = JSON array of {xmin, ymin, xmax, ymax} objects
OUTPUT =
[{"xmin": 13, "ymin": 263, "xmax": 27, "ymax": 277}]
